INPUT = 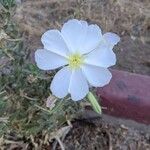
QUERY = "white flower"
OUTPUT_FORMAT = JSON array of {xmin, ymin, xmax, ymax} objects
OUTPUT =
[{"xmin": 35, "ymin": 19, "xmax": 120, "ymax": 101}]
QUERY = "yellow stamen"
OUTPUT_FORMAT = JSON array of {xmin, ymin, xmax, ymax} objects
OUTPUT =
[{"xmin": 68, "ymin": 53, "xmax": 83, "ymax": 69}]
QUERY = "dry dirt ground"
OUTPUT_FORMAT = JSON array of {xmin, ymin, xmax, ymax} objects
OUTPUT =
[
  {"xmin": 13, "ymin": 0, "xmax": 150, "ymax": 149},
  {"xmin": 63, "ymin": 115, "xmax": 150, "ymax": 150},
  {"xmin": 14, "ymin": 0, "xmax": 150, "ymax": 75}
]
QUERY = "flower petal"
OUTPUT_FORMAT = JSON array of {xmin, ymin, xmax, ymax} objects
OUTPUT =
[
  {"xmin": 84, "ymin": 44, "xmax": 116, "ymax": 68},
  {"xmin": 80, "ymin": 24, "xmax": 102, "ymax": 54},
  {"xmin": 61, "ymin": 19, "xmax": 87, "ymax": 53},
  {"xmin": 103, "ymin": 32, "xmax": 120, "ymax": 48},
  {"xmin": 80, "ymin": 20, "xmax": 88, "ymax": 26},
  {"xmin": 82, "ymin": 64, "xmax": 112, "ymax": 87},
  {"xmin": 41, "ymin": 29, "xmax": 70, "ymax": 57},
  {"xmin": 35, "ymin": 49, "xmax": 68, "ymax": 70},
  {"xmin": 50, "ymin": 67, "xmax": 72, "ymax": 98},
  {"xmin": 69, "ymin": 69, "xmax": 89, "ymax": 101}
]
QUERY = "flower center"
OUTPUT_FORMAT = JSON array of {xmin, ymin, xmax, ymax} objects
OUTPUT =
[{"xmin": 68, "ymin": 53, "xmax": 83, "ymax": 69}]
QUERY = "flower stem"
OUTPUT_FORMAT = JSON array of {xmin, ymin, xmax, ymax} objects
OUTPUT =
[{"xmin": 87, "ymin": 92, "xmax": 102, "ymax": 114}]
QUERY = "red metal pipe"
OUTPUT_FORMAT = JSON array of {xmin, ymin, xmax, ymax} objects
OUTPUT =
[{"xmin": 96, "ymin": 69, "xmax": 150, "ymax": 125}]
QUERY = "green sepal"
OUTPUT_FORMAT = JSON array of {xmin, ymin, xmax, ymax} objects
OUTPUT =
[{"xmin": 87, "ymin": 92, "xmax": 102, "ymax": 114}]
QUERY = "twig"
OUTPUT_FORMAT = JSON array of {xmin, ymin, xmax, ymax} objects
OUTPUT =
[
  {"xmin": 0, "ymin": 3, "xmax": 8, "ymax": 12},
  {"xmin": 34, "ymin": 104, "xmax": 50, "ymax": 114},
  {"xmin": 55, "ymin": 136, "xmax": 65, "ymax": 150},
  {"xmin": 6, "ymin": 38, "xmax": 22, "ymax": 42},
  {"xmin": 106, "ymin": 130, "xmax": 112, "ymax": 150},
  {"xmin": 52, "ymin": 140, "xmax": 58, "ymax": 150},
  {"xmin": 0, "ymin": 117, "xmax": 8, "ymax": 123},
  {"xmin": 22, "ymin": 95, "xmax": 38, "ymax": 101},
  {"xmin": 3, "ymin": 49, "xmax": 15, "ymax": 60},
  {"xmin": 0, "ymin": 90, "xmax": 7, "ymax": 95}
]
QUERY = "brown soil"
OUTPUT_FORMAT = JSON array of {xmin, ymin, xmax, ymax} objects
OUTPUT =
[
  {"xmin": 63, "ymin": 115, "xmax": 150, "ymax": 150},
  {"xmin": 13, "ymin": 0, "xmax": 150, "ymax": 149}
]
